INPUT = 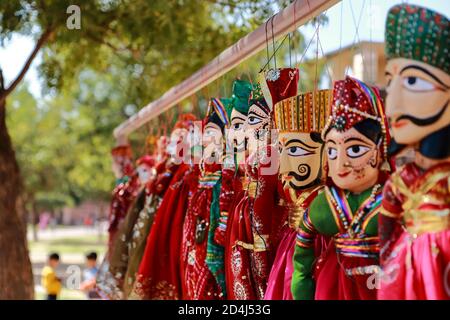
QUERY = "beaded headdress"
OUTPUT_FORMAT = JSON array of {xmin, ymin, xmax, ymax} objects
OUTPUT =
[
  {"xmin": 385, "ymin": 4, "xmax": 449, "ymax": 74},
  {"xmin": 274, "ymin": 89, "xmax": 332, "ymax": 133},
  {"xmin": 323, "ymin": 76, "xmax": 390, "ymax": 171},
  {"xmin": 259, "ymin": 68, "xmax": 300, "ymax": 111}
]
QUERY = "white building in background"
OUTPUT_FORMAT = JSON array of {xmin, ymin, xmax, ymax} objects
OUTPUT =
[{"xmin": 322, "ymin": 41, "xmax": 387, "ymax": 93}]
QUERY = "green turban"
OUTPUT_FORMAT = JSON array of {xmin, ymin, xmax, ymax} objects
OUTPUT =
[
  {"xmin": 385, "ymin": 4, "xmax": 449, "ymax": 74},
  {"xmin": 230, "ymin": 79, "xmax": 253, "ymax": 115}
]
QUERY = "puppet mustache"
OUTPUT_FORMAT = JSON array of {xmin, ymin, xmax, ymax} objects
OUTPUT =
[
  {"xmin": 287, "ymin": 164, "xmax": 311, "ymax": 182},
  {"xmin": 395, "ymin": 101, "xmax": 448, "ymax": 127}
]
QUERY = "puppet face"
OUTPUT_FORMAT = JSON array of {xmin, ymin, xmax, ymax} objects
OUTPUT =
[
  {"xmin": 187, "ymin": 123, "xmax": 202, "ymax": 149},
  {"xmin": 325, "ymin": 127, "xmax": 381, "ymax": 193},
  {"xmin": 202, "ymin": 122, "xmax": 223, "ymax": 163},
  {"xmin": 167, "ymin": 128, "xmax": 188, "ymax": 159},
  {"xmin": 245, "ymin": 103, "xmax": 271, "ymax": 153},
  {"xmin": 385, "ymin": 58, "xmax": 450, "ymax": 145},
  {"xmin": 111, "ymin": 155, "xmax": 131, "ymax": 179},
  {"xmin": 228, "ymin": 109, "xmax": 247, "ymax": 152},
  {"xmin": 111, "ymin": 157, "xmax": 124, "ymax": 179},
  {"xmin": 136, "ymin": 164, "xmax": 156, "ymax": 185},
  {"xmin": 278, "ymin": 132, "xmax": 323, "ymax": 191},
  {"xmin": 228, "ymin": 109, "xmax": 247, "ymax": 165}
]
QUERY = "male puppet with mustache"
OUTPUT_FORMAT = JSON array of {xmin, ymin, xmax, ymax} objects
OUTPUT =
[{"xmin": 379, "ymin": 4, "xmax": 450, "ymax": 300}]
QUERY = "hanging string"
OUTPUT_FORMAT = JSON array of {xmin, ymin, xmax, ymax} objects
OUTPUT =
[
  {"xmin": 344, "ymin": 0, "xmax": 367, "ymax": 78},
  {"xmin": 259, "ymin": 34, "xmax": 289, "ymax": 73},
  {"xmin": 294, "ymin": 13, "xmax": 324, "ymax": 69},
  {"xmin": 288, "ymin": 33, "xmax": 292, "ymax": 68},
  {"xmin": 311, "ymin": 15, "xmax": 320, "ymax": 130},
  {"xmin": 292, "ymin": 0, "xmax": 298, "ymax": 67},
  {"xmin": 317, "ymin": 36, "xmax": 334, "ymax": 83},
  {"xmin": 265, "ymin": 18, "xmax": 271, "ymax": 67},
  {"xmin": 244, "ymin": 64, "xmax": 254, "ymax": 87},
  {"xmin": 314, "ymin": 17, "xmax": 319, "ymax": 93},
  {"xmin": 271, "ymin": 15, "xmax": 277, "ymax": 69},
  {"xmin": 216, "ymin": 55, "xmax": 221, "ymax": 97},
  {"xmin": 339, "ymin": 0, "xmax": 344, "ymax": 80},
  {"xmin": 222, "ymin": 73, "xmax": 228, "ymax": 98},
  {"xmin": 293, "ymin": 6, "xmax": 330, "ymax": 92}
]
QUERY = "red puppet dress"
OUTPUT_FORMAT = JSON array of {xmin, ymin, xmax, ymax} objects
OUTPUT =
[
  {"xmin": 181, "ymin": 163, "xmax": 224, "ymax": 300},
  {"xmin": 131, "ymin": 163, "xmax": 199, "ymax": 300},
  {"xmin": 108, "ymin": 175, "xmax": 140, "ymax": 258},
  {"xmin": 225, "ymin": 147, "xmax": 284, "ymax": 300}
]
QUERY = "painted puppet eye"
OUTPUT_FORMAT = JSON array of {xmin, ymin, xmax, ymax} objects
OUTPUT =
[
  {"xmin": 233, "ymin": 122, "xmax": 243, "ymax": 130},
  {"xmin": 204, "ymin": 129, "xmax": 217, "ymax": 137},
  {"xmin": 386, "ymin": 78, "xmax": 392, "ymax": 88},
  {"xmin": 327, "ymin": 147, "xmax": 337, "ymax": 160},
  {"xmin": 248, "ymin": 116, "xmax": 262, "ymax": 125},
  {"xmin": 402, "ymin": 76, "xmax": 434, "ymax": 92},
  {"xmin": 346, "ymin": 145, "xmax": 370, "ymax": 158},
  {"xmin": 287, "ymin": 146, "xmax": 313, "ymax": 157}
]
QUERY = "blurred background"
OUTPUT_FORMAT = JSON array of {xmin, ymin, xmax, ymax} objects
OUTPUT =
[{"xmin": 0, "ymin": 0, "xmax": 448, "ymax": 299}]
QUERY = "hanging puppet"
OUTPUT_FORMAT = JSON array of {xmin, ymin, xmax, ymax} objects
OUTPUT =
[
  {"xmin": 265, "ymin": 89, "xmax": 331, "ymax": 300},
  {"xmin": 130, "ymin": 114, "xmax": 200, "ymax": 300},
  {"xmin": 379, "ymin": 4, "xmax": 450, "ymax": 300},
  {"xmin": 214, "ymin": 79, "xmax": 254, "ymax": 246},
  {"xmin": 225, "ymin": 68, "xmax": 298, "ymax": 300},
  {"xmin": 107, "ymin": 144, "xmax": 139, "ymax": 256},
  {"xmin": 292, "ymin": 76, "xmax": 390, "ymax": 300},
  {"xmin": 107, "ymin": 155, "xmax": 157, "ymax": 298},
  {"xmin": 181, "ymin": 98, "xmax": 232, "ymax": 300}
]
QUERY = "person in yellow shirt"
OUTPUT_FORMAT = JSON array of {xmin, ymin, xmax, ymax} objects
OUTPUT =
[{"xmin": 41, "ymin": 253, "xmax": 62, "ymax": 300}]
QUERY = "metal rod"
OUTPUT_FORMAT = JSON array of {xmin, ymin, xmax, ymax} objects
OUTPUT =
[{"xmin": 114, "ymin": 0, "xmax": 340, "ymax": 142}]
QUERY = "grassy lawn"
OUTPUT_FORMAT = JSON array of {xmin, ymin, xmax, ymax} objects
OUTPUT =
[
  {"xmin": 35, "ymin": 287, "xmax": 87, "ymax": 300},
  {"xmin": 29, "ymin": 235, "xmax": 106, "ymax": 256}
]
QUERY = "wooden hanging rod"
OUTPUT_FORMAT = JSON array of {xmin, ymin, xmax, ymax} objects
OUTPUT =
[{"xmin": 114, "ymin": 0, "xmax": 340, "ymax": 143}]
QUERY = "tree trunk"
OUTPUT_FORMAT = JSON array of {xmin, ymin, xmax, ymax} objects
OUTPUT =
[
  {"xmin": 0, "ymin": 97, "xmax": 34, "ymax": 299},
  {"xmin": 32, "ymin": 199, "xmax": 39, "ymax": 242}
]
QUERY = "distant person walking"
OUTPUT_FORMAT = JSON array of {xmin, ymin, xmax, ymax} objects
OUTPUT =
[
  {"xmin": 80, "ymin": 252, "xmax": 101, "ymax": 299},
  {"xmin": 41, "ymin": 253, "xmax": 62, "ymax": 300}
]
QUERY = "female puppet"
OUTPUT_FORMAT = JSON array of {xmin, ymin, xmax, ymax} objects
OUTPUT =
[
  {"xmin": 225, "ymin": 68, "xmax": 298, "ymax": 300},
  {"xmin": 181, "ymin": 98, "xmax": 232, "ymax": 300},
  {"xmin": 265, "ymin": 89, "xmax": 331, "ymax": 300},
  {"xmin": 97, "ymin": 148, "xmax": 144, "ymax": 299},
  {"xmin": 107, "ymin": 144, "xmax": 138, "ymax": 256},
  {"xmin": 214, "ymin": 79, "xmax": 253, "ymax": 246},
  {"xmin": 107, "ymin": 155, "xmax": 158, "ymax": 298},
  {"xmin": 379, "ymin": 4, "xmax": 450, "ymax": 300},
  {"xmin": 130, "ymin": 114, "xmax": 200, "ymax": 300},
  {"xmin": 100, "ymin": 125, "xmax": 187, "ymax": 299},
  {"xmin": 292, "ymin": 76, "xmax": 390, "ymax": 300}
]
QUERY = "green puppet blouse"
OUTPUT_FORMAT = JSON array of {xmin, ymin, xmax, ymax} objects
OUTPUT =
[{"xmin": 291, "ymin": 185, "xmax": 382, "ymax": 300}]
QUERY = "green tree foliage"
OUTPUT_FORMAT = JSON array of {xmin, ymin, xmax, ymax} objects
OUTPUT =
[{"xmin": 3, "ymin": 0, "xmax": 295, "ymax": 211}]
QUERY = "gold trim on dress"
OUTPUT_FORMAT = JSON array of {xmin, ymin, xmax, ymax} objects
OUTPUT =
[{"xmin": 234, "ymin": 233, "xmax": 269, "ymax": 252}]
